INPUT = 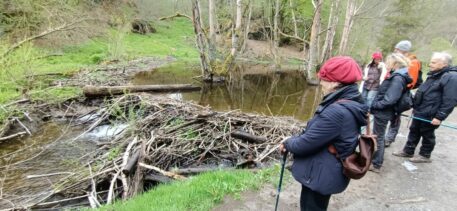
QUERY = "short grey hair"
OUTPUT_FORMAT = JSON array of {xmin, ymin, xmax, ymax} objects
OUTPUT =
[{"xmin": 432, "ymin": 52, "xmax": 453, "ymax": 65}]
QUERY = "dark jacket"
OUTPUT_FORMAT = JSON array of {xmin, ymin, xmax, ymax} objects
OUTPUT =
[
  {"xmin": 413, "ymin": 66, "xmax": 457, "ymax": 120},
  {"xmin": 370, "ymin": 68, "xmax": 412, "ymax": 119},
  {"xmin": 284, "ymin": 84, "xmax": 368, "ymax": 195}
]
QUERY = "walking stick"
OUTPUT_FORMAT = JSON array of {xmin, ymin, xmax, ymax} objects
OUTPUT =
[
  {"xmin": 274, "ymin": 152, "xmax": 288, "ymax": 211},
  {"xmin": 400, "ymin": 114, "xmax": 457, "ymax": 130}
]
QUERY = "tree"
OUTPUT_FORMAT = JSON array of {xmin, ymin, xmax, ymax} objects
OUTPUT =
[
  {"xmin": 305, "ymin": 0, "xmax": 323, "ymax": 83},
  {"xmin": 320, "ymin": 0, "xmax": 341, "ymax": 63},
  {"xmin": 378, "ymin": 0, "xmax": 423, "ymax": 54}
]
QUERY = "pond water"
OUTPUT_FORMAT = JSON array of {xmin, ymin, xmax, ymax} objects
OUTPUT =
[{"xmin": 132, "ymin": 62, "xmax": 321, "ymax": 121}]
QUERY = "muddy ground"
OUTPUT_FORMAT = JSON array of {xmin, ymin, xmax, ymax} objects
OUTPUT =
[{"xmin": 214, "ymin": 110, "xmax": 457, "ymax": 211}]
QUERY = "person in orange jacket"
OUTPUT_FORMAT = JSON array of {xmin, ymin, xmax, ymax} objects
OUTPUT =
[{"xmin": 385, "ymin": 40, "xmax": 422, "ymax": 147}]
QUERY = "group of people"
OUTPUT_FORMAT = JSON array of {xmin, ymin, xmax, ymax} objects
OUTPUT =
[{"xmin": 279, "ymin": 40, "xmax": 457, "ymax": 210}]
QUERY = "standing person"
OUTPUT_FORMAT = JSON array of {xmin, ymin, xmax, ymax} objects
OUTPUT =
[
  {"xmin": 385, "ymin": 40, "xmax": 422, "ymax": 147},
  {"xmin": 393, "ymin": 52, "xmax": 457, "ymax": 162},
  {"xmin": 279, "ymin": 56, "xmax": 368, "ymax": 211},
  {"xmin": 360, "ymin": 52, "xmax": 388, "ymax": 108},
  {"xmin": 369, "ymin": 53, "xmax": 412, "ymax": 173}
]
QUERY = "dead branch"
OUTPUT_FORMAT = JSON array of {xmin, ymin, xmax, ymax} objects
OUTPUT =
[
  {"xmin": 139, "ymin": 163, "xmax": 186, "ymax": 180},
  {"xmin": 0, "ymin": 132, "xmax": 27, "ymax": 142},
  {"xmin": 159, "ymin": 12, "xmax": 192, "ymax": 21},
  {"xmin": 1, "ymin": 19, "xmax": 91, "ymax": 58}
]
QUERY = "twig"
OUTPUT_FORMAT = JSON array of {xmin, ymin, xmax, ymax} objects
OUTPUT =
[
  {"xmin": 26, "ymin": 172, "xmax": 75, "ymax": 179},
  {"xmin": 0, "ymin": 132, "xmax": 27, "ymax": 141},
  {"xmin": 139, "ymin": 163, "xmax": 186, "ymax": 180},
  {"xmin": 13, "ymin": 117, "xmax": 32, "ymax": 136}
]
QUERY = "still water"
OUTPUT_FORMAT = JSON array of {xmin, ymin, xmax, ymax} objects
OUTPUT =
[{"xmin": 132, "ymin": 63, "xmax": 321, "ymax": 121}]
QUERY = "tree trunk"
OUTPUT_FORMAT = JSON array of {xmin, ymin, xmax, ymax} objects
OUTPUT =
[
  {"xmin": 240, "ymin": 0, "xmax": 252, "ymax": 53},
  {"xmin": 289, "ymin": 0, "xmax": 299, "ymax": 37},
  {"xmin": 192, "ymin": 0, "xmax": 213, "ymax": 81},
  {"xmin": 208, "ymin": 0, "xmax": 217, "ymax": 62},
  {"xmin": 338, "ymin": 0, "xmax": 356, "ymax": 55},
  {"xmin": 231, "ymin": 0, "xmax": 242, "ymax": 56},
  {"xmin": 305, "ymin": 0, "xmax": 323, "ymax": 83},
  {"xmin": 273, "ymin": 0, "xmax": 281, "ymax": 70},
  {"xmin": 321, "ymin": 0, "xmax": 341, "ymax": 63}
]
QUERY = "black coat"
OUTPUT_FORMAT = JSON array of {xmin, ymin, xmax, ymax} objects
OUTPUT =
[
  {"xmin": 284, "ymin": 84, "xmax": 368, "ymax": 195},
  {"xmin": 413, "ymin": 66, "xmax": 457, "ymax": 120},
  {"xmin": 370, "ymin": 68, "xmax": 412, "ymax": 119}
]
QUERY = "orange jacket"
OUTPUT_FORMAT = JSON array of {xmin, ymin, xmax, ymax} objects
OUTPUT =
[{"xmin": 407, "ymin": 54, "xmax": 421, "ymax": 88}]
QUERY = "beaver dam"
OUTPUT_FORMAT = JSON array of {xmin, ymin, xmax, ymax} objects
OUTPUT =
[{"xmin": 0, "ymin": 93, "xmax": 309, "ymax": 209}]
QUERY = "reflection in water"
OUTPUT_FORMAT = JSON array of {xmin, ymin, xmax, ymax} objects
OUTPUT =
[{"xmin": 132, "ymin": 63, "xmax": 321, "ymax": 121}]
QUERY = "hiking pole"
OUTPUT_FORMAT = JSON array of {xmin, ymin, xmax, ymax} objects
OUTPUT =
[
  {"xmin": 274, "ymin": 151, "xmax": 288, "ymax": 211},
  {"xmin": 400, "ymin": 114, "xmax": 457, "ymax": 130}
]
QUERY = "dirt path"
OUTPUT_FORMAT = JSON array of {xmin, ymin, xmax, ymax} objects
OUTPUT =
[{"xmin": 214, "ymin": 110, "xmax": 457, "ymax": 210}]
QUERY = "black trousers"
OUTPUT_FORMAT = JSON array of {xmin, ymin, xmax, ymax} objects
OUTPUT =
[
  {"xmin": 403, "ymin": 119, "xmax": 439, "ymax": 158},
  {"xmin": 300, "ymin": 185, "xmax": 331, "ymax": 211}
]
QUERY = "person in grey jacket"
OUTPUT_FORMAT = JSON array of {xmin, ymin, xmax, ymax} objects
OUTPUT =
[
  {"xmin": 393, "ymin": 52, "xmax": 457, "ymax": 163},
  {"xmin": 370, "ymin": 53, "xmax": 412, "ymax": 173},
  {"xmin": 279, "ymin": 56, "xmax": 368, "ymax": 211}
]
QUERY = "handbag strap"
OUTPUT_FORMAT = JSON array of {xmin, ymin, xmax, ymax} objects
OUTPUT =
[{"xmin": 365, "ymin": 113, "xmax": 371, "ymax": 135}]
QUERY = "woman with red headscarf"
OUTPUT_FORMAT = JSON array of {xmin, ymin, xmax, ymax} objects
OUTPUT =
[
  {"xmin": 279, "ymin": 56, "xmax": 368, "ymax": 211},
  {"xmin": 360, "ymin": 52, "xmax": 387, "ymax": 107}
]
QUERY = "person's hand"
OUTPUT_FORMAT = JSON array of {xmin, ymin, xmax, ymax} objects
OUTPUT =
[
  {"xmin": 279, "ymin": 143, "xmax": 287, "ymax": 155},
  {"xmin": 278, "ymin": 136, "xmax": 290, "ymax": 155},
  {"xmin": 431, "ymin": 118, "xmax": 441, "ymax": 126}
]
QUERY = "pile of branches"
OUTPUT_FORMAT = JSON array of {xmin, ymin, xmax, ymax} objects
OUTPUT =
[{"xmin": 31, "ymin": 93, "xmax": 305, "ymax": 209}]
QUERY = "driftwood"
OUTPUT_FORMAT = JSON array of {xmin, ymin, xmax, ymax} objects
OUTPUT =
[
  {"xmin": 230, "ymin": 130, "xmax": 268, "ymax": 144},
  {"xmin": 83, "ymin": 84, "xmax": 201, "ymax": 97}
]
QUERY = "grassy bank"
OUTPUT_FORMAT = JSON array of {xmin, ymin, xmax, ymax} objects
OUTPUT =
[
  {"xmin": 0, "ymin": 19, "xmax": 198, "ymax": 121},
  {"xmin": 98, "ymin": 167, "xmax": 287, "ymax": 211}
]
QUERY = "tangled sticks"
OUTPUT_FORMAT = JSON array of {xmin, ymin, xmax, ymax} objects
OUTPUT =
[{"xmin": 32, "ymin": 93, "xmax": 305, "ymax": 209}]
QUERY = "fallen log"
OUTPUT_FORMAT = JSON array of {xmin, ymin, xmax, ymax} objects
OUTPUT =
[
  {"xmin": 144, "ymin": 174, "xmax": 172, "ymax": 183},
  {"xmin": 83, "ymin": 84, "xmax": 201, "ymax": 97},
  {"xmin": 230, "ymin": 130, "xmax": 267, "ymax": 144}
]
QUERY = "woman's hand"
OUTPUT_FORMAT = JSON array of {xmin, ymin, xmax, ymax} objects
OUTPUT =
[
  {"xmin": 279, "ymin": 143, "xmax": 287, "ymax": 154},
  {"xmin": 279, "ymin": 136, "xmax": 290, "ymax": 155}
]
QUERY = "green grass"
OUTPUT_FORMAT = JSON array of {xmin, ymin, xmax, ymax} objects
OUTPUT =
[
  {"xmin": 98, "ymin": 167, "xmax": 286, "ymax": 211},
  {"xmin": 0, "ymin": 19, "xmax": 198, "ymax": 122}
]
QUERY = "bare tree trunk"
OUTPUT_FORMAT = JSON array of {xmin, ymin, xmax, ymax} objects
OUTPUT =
[
  {"xmin": 192, "ymin": 0, "xmax": 212, "ymax": 81},
  {"xmin": 273, "ymin": 0, "xmax": 281, "ymax": 70},
  {"xmin": 320, "ymin": 0, "xmax": 340, "ymax": 63},
  {"xmin": 241, "ymin": 0, "xmax": 253, "ymax": 53},
  {"xmin": 289, "ymin": 0, "xmax": 299, "ymax": 37},
  {"xmin": 338, "ymin": 0, "xmax": 356, "ymax": 55},
  {"xmin": 305, "ymin": 0, "xmax": 323, "ymax": 83},
  {"xmin": 231, "ymin": 0, "xmax": 242, "ymax": 56},
  {"xmin": 208, "ymin": 0, "xmax": 217, "ymax": 62}
]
